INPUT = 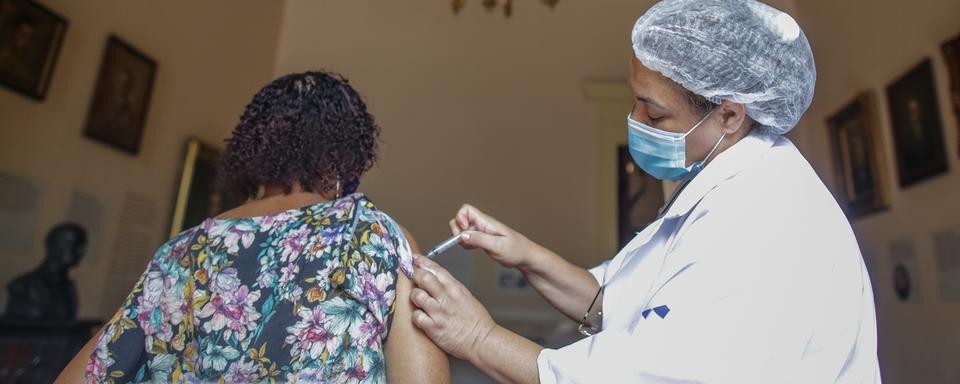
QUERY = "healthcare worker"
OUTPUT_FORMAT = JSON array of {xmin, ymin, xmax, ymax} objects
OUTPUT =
[{"xmin": 410, "ymin": 0, "xmax": 881, "ymax": 382}]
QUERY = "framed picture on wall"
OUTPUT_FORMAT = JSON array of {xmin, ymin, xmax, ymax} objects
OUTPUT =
[
  {"xmin": 0, "ymin": 0, "xmax": 67, "ymax": 100},
  {"xmin": 942, "ymin": 32, "xmax": 960, "ymax": 157},
  {"xmin": 83, "ymin": 35, "xmax": 156, "ymax": 155},
  {"xmin": 617, "ymin": 145, "xmax": 663, "ymax": 249},
  {"xmin": 885, "ymin": 59, "xmax": 948, "ymax": 187},
  {"xmin": 168, "ymin": 138, "xmax": 243, "ymax": 237},
  {"xmin": 826, "ymin": 91, "xmax": 890, "ymax": 218},
  {"xmin": 889, "ymin": 238, "xmax": 923, "ymax": 303}
]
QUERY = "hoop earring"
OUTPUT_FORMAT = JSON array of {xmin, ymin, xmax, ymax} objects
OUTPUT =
[{"xmin": 335, "ymin": 178, "xmax": 342, "ymax": 199}]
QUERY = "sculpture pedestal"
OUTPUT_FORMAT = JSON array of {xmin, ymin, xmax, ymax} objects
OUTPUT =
[{"xmin": 0, "ymin": 319, "xmax": 102, "ymax": 384}]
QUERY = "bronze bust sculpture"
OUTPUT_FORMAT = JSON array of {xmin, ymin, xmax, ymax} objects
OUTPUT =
[{"xmin": 4, "ymin": 223, "xmax": 87, "ymax": 320}]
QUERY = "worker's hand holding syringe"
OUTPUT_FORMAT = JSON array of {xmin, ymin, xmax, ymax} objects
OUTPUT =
[{"xmin": 431, "ymin": 204, "xmax": 601, "ymax": 322}]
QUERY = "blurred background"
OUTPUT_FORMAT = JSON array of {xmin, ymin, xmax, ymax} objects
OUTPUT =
[{"xmin": 0, "ymin": 0, "xmax": 958, "ymax": 382}]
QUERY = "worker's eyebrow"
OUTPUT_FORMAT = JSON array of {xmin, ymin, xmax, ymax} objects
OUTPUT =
[{"xmin": 636, "ymin": 96, "xmax": 667, "ymax": 110}]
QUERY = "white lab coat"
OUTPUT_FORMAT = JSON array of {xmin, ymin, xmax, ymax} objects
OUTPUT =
[{"xmin": 538, "ymin": 131, "xmax": 881, "ymax": 383}]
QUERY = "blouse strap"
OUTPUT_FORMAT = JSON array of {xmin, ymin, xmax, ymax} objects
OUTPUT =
[{"xmin": 340, "ymin": 196, "xmax": 366, "ymax": 256}]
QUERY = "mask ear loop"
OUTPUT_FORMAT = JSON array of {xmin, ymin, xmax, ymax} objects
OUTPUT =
[
  {"xmin": 679, "ymin": 108, "xmax": 717, "ymax": 139},
  {"xmin": 701, "ymin": 131, "xmax": 726, "ymax": 164},
  {"xmin": 684, "ymin": 107, "xmax": 724, "ymax": 170}
]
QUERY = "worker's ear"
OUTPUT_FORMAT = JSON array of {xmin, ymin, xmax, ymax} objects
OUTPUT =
[{"xmin": 716, "ymin": 101, "xmax": 749, "ymax": 135}]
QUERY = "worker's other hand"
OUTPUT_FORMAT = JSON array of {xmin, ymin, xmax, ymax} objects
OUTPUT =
[
  {"xmin": 449, "ymin": 204, "xmax": 537, "ymax": 269},
  {"xmin": 410, "ymin": 255, "xmax": 495, "ymax": 362}
]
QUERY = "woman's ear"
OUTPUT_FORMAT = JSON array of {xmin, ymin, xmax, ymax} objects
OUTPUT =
[{"xmin": 717, "ymin": 101, "xmax": 749, "ymax": 135}]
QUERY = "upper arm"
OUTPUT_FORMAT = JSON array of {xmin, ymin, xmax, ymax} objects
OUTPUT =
[
  {"xmin": 55, "ymin": 326, "xmax": 105, "ymax": 384},
  {"xmin": 384, "ymin": 224, "xmax": 450, "ymax": 383},
  {"xmin": 385, "ymin": 256, "xmax": 450, "ymax": 383},
  {"xmin": 69, "ymin": 234, "xmax": 193, "ymax": 383},
  {"xmin": 399, "ymin": 225, "xmax": 421, "ymax": 254}
]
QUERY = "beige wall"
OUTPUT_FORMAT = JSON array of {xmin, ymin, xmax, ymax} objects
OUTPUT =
[
  {"xmin": 274, "ymin": 0, "xmax": 654, "ymax": 317},
  {"xmin": 0, "ymin": 0, "xmax": 284, "ymax": 318},
  {"xmin": 273, "ymin": 0, "xmax": 798, "ymax": 326},
  {"xmin": 792, "ymin": 0, "xmax": 960, "ymax": 382}
]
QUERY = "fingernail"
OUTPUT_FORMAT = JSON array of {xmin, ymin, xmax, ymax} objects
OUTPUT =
[{"xmin": 462, "ymin": 232, "xmax": 471, "ymax": 240}]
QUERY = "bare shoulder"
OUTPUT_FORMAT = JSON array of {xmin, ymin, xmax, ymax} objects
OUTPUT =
[{"xmin": 397, "ymin": 225, "xmax": 421, "ymax": 254}]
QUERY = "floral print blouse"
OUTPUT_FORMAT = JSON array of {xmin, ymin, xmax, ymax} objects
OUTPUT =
[{"xmin": 84, "ymin": 193, "xmax": 414, "ymax": 383}]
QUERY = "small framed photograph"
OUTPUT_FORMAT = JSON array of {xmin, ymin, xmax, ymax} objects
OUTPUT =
[
  {"xmin": 0, "ymin": 0, "xmax": 67, "ymax": 100},
  {"xmin": 889, "ymin": 239, "xmax": 923, "ymax": 303},
  {"xmin": 83, "ymin": 35, "xmax": 157, "ymax": 155},
  {"xmin": 616, "ymin": 145, "xmax": 663, "ymax": 248},
  {"xmin": 826, "ymin": 91, "xmax": 890, "ymax": 218},
  {"xmin": 885, "ymin": 58, "xmax": 948, "ymax": 187},
  {"xmin": 942, "ymin": 32, "xmax": 960, "ymax": 156}
]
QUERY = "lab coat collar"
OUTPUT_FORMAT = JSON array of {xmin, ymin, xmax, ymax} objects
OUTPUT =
[{"xmin": 661, "ymin": 130, "xmax": 779, "ymax": 219}]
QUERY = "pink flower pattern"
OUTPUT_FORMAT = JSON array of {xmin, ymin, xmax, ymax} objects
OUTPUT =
[{"xmin": 83, "ymin": 194, "xmax": 413, "ymax": 383}]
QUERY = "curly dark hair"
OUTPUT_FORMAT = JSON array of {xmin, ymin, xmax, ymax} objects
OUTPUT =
[{"xmin": 218, "ymin": 71, "xmax": 380, "ymax": 200}]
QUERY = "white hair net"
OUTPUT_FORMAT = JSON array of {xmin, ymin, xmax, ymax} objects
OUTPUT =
[{"xmin": 632, "ymin": 0, "xmax": 816, "ymax": 134}]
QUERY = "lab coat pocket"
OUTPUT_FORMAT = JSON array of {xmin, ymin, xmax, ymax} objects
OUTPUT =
[{"xmin": 628, "ymin": 261, "xmax": 696, "ymax": 331}]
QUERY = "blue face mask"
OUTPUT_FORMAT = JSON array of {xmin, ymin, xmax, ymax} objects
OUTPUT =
[{"xmin": 626, "ymin": 109, "xmax": 725, "ymax": 181}]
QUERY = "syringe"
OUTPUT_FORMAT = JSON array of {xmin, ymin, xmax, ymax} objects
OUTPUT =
[{"xmin": 425, "ymin": 229, "xmax": 473, "ymax": 258}]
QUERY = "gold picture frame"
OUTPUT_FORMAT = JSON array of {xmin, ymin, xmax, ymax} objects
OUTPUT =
[
  {"xmin": 168, "ymin": 138, "xmax": 241, "ymax": 237},
  {"xmin": 827, "ymin": 91, "xmax": 891, "ymax": 218},
  {"xmin": 942, "ymin": 32, "xmax": 960, "ymax": 157}
]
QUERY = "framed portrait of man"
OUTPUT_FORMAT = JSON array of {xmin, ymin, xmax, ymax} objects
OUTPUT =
[
  {"xmin": 616, "ymin": 145, "xmax": 663, "ymax": 249},
  {"xmin": 885, "ymin": 59, "xmax": 948, "ymax": 187},
  {"xmin": 83, "ymin": 35, "xmax": 157, "ymax": 154},
  {"xmin": 826, "ymin": 91, "xmax": 890, "ymax": 218},
  {"xmin": 942, "ymin": 32, "xmax": 960, "ymax": 156},
  {"xmin": 0, "ymin": 0, "xmax": 67, "ymax": 100}
]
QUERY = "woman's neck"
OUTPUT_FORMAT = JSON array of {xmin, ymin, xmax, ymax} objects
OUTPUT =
[{"xmin": 217, "ymin": 184, "xmax": 340, "ymax": 219}]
